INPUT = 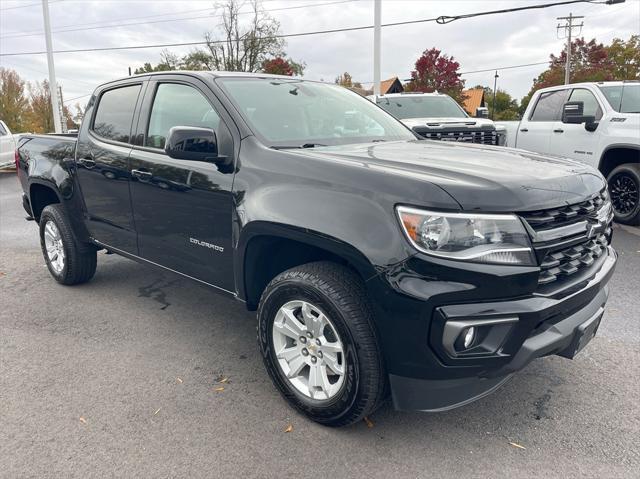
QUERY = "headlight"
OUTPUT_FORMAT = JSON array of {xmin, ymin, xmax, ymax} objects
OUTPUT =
[{"xmin": 397, "ymin": 206, "xmax": 535, "ymax": 265}]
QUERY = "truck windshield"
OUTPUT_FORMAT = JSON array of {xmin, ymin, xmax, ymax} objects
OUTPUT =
[
  {"xmin": 598, "ymin": 84, "xmax": 640, "ymax": 113},
  {"xmin": 376, "ymin": 95, "xmax": 468, "ymax": 120},
  {"xmin": 217, "ymin": 78, "xmax": 415, "ymax": 148}
]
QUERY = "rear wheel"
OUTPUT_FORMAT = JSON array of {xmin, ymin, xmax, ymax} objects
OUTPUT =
[
  {"xmin": 608, "ymin": 163, "xmax": 640, "ymax": 226},
  {"xmin": 39, "ymin": 204, "xmax": 97, "ymax": 285},
  {"xmin": 258, "ymin": 261, "xmax": 386, "ymax": 427}
]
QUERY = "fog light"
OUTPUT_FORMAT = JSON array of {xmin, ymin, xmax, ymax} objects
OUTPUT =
[{"xmin": 462, "ymin": 327, "xmax": 476, "ymax": 349}]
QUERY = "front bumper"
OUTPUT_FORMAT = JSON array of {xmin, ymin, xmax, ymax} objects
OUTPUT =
[{"xmin": 382, "ymin": 246, "xmax": 616, "ymax": 412}]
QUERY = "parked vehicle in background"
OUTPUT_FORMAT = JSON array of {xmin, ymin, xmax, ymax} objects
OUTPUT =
[
  {"xmin": 16, "ymin": 72, "xmax": 616, "ymax": 426},
  {"xmin": 369, "ymin": 92, "xmax": 507, "ymax": 146},
  {"xmin": 0, "ymin": 120, "xmax": 17, "ymax": 168},
  {"xmin": 498, "ymin": 81, "xmax": 640, "ymax": 225}
]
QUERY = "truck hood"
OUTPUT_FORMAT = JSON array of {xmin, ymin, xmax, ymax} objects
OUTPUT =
[
  {"xmin": 295, "ymin": 140, "xmax": 605, "ymax": 212},
  {"xmin": 401, "ymin": 117, "xmax": 496, "ymax": 129}
]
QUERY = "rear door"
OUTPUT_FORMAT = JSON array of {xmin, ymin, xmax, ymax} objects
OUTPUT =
[
  {"xmin": 128, "ymin": 75, "xmax": 236, "ymax": 291},
  {"xmin": 516, "ymin": 89, "xmax": 570, "ymax": 155},
  {"xmin": 75, "ymin": 81, "xmax": 145, "ymax": 253},
  {"xmin": 549, "ymin": 87, "xmax": 603, "ymax": 165}
]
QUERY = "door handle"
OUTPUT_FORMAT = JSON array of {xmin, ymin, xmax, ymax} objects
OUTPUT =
[
  {"xmin": 78, "ymin": 158, "xmax": 96, "ymax": 169},
  {"xmin": 131, "ymin": 169, "xmax": 153, "ymax": 180},
  {"xmin": 519, "ymin": 128, "xmax": 528, "ymax": 132},
  {"xmin": 553, "ymin": 128, "xmax": 564, "ymax": 133}
]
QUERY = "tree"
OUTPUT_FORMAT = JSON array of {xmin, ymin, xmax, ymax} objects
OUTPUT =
[
  {"xmin": 134, "ymin": 49, "xmax": 179, "ymax": 74},
  {"xmin": 26, "ymin": 80, "xmax": 54, "ymax": 133},
  {"xmin": 335, "ymin": 72, "xmax": 353, "ymax": 87},
  {"xmin": 404, "ymin": 48, "xmax": 466, "ymax": 103},
  {"xmin": 0, "ymin": 68, "xmax": 30, "ymax": 132},
  {"xmin": 261, "ymin": 57, "xmax": 305, "ymax": 76},
  {"xmin": 474, "ymin": 85, "xmax": 520, "ymax": 120},
  {"xmin": 522, "ymin": 35, "xmax": 640, "ymax": 109}
]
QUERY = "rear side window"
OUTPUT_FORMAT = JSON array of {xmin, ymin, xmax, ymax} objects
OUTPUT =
[
  {"xmin": 146, "ymin": 83, "xmax": 220, "ymax": 149},
  {"xmin": 529, "ymin": 90, "xmax": 570, "ymax": 121},
  {"xmin": 92, "ymin": 84, "xmax": 141, "ymax": 143},
  {"xmin": 568, "ymin": 88, "xmax": 603, "ymax": 120}
]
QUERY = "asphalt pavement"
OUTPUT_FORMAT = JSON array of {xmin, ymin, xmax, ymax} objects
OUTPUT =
[{"xmin": 1, "ymin": 172, "xmax": 638, "ymax": 478}]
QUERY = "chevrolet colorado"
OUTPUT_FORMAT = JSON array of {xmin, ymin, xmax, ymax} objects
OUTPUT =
[{"xmin": 17, "ymin": 72, "xmax": 617, "ymax": 427}]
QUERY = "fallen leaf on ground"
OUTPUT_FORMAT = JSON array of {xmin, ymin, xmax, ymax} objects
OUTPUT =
[
  {"xmin": 154, "ymin": 408, "xmax": 161, "ymax": 415},
  {"xmin": 79, "ymin": 417, "xmax": 87, "ymax": 424},
  {"xmin": 284, "ymin": 424, "xmax": 293, "ymax": 433},
  {"xmin": 509, "ymin": 442, "xmax": 526, "ymax": 450},
  {"xmin": 218, "ymin": 377, "xmax": 230, "ymax": 384},
  {"xmin": 214, "ymin": 386, "xmax": 225, "ymax": 392},
  {"xmin": 363, "ymin": 416, "xmax": 374, "ymax": 428},
  {"xmin": 176, "ymin": 377, "xmax": 183, "ymax": 383}
]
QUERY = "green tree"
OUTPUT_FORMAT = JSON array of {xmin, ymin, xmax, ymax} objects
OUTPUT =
[{"xmin": 0, "ymin": 68, "xmax": 30, "ymax": 132}]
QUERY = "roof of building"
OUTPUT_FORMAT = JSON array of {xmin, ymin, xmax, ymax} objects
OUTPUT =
[
  {"xmin": 380, "ymin": 77, "xmax": 404, "ymax": 94},
  {"xmin": 461, "ymin": 88, "xmax": 485, "ymax": 115}
]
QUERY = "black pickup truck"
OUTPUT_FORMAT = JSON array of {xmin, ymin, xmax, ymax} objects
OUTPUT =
[{"xmin": 16, "ymin": 72, "xmax": 617, "ymax": 427}]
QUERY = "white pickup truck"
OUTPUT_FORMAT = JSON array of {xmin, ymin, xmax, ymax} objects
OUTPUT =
[
  {"xmin": 499, "ymin": 81, "xmax": 639, "ymax": 225},
  {"xmin": 0, "ymin": 120, "xmax": 17, "ymax": 169}
]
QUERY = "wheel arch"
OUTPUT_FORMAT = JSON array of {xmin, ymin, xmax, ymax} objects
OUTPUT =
[
  {"xmin": 29, "ymin": 180, "xmax": 61, "ymax": 221},
  {"xmin": 598, "ymin": 144, "xmax": 640, "ymax": 179},
  {"xmin": 236, "ymin": 222, "xmax": 379, "ymax": 311}
]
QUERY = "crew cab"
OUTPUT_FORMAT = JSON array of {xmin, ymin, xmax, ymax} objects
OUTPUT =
[
  {"xmin": 369, "ymin": 92, "xmax": 507, "ymax": 146},
  {"xmin": 499, "ymin": 81, "xmax": 640, "ymax": 225},
  {"xmin": 17, "ymin": 72, "xmax": 616, "ymax": 427}
]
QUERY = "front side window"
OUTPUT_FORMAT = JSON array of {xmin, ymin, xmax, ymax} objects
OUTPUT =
[
  {"xmin": 598, "ymin": 84, "xmax": 640, "ymax": 113},
  {"xmin": 218, "ymin": 78, "xmax": 414, "ymax": 147},
  {"xmin": 529, "ymin": 89, "xmax": 569, "ymax": 122},
  {"xmin": 377, "ymin": 95, "xmax": 468, "ymax": 119},
  {"xmin": 92, "ymin": 84, "xmax": 141, "ymax": 143},
  {"xmin": 569, "ymin": 88, "xmax": 603, "ymax": 120},
  {"xmin": 146, "ymin": 83, "xmax": 220, "ymax": 149}
]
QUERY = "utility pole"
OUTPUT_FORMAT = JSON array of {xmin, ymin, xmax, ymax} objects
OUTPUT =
[
  {"xmin": 557, "ymin": 13, "xmax": 584, "ymax": 85},
  {"xmin": 373, "ymin": 0, "xmax": 381, "ymax": 96},
  {"xmin": 41, "ymin": 0, "xmax": 62, "ymax": 134},
  {"xmin": 492, "ymin": 71, "xmax": 499, "ymax": 120}
]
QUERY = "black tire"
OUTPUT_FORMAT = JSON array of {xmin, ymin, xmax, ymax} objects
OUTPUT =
[
  {"xmin": 258, "ymin": 261, "xmax": 386, "ymax": 427},
  {"xmin": 607, "ymin": 163, "xmax": 640, "ymax": 226},
  {"xmin": 39, "ymin": 204, "xmax": 97, "ymax": 285}
]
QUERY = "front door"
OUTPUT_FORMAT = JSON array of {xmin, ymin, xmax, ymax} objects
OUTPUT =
[
  {"xmin": 549, "ymin": 87, "xmax": 603, "ymax": 165},
  {"xmin": 128, "ymin": 78, "xmax": 236, "ymax": 291},
  {"xmin": 75, "ymin": 82, "xmax": 144, "ymax": 253},
  {"xmin": 517, "ymin": 89, "xmax": 570, "ymax": 155}
]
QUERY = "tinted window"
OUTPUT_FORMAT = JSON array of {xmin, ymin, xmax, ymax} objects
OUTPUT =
[
  {"xmin": 92, "ymin": 84, "xmax": 141, "ymax": 143},
  {"xmin": 146, "ymin": 83, "xmax": 220, "ymax": 149},
  {"xmin": 219, "ymin": 78, "xmax": 413, "ymax": 147},
  {"xmin": 530, "ymin": 90, "xmax": 569, "ymax": 121},
  {"xmin": 599, "ymin": 84, "xmax": 640, "ymax": 113},
  {"xmin": 569, "ymin": 88, "xmax": 602, "ymax": 119},
  {"xmin": 377, "ymin": 95, "xmax": 468, "ymax": 119}
]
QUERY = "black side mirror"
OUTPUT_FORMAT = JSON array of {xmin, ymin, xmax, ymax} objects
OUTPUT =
[
  {"xmin": 165, "ymin": 126, "xmax": 226, "ymax": 163},
  {"xmin": 562, "ymin": 101, "xmax": 598, "ymax": 131},
  {"xmin": 475, "ymin": 107, "xmax": 489, "ymax": 118}
]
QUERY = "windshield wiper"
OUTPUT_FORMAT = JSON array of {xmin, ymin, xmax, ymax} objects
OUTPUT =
[{"xmin": 272, "ymin": 143, "xmax": 328, "ymax": 150}]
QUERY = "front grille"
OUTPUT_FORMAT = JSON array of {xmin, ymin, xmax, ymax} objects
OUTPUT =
[
  {"xmin": 537, "ymin": 231, "xmax": 610, "ymax": 285},
  {"xmin": 414, "ymin": 128, "xmax": 498, "ymax": 145},
  {"xmin": 520, "ymin": 191, "xmax": 607, "ymax": 231},
  {"xmin": 518, "ymin": 190, "xmax": 613, "ymax": 288}
]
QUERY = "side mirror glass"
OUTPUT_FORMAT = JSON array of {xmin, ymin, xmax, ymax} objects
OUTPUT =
[
  {"xmin": 164, "ymin": 126, "xmax": 223, "ymax": 163},
  {"xmin": 475, "ymin": 107, "xmax": 489, "ymax": 118}
]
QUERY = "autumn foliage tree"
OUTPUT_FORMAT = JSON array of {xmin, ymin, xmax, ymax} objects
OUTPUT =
[
  {"xmin": 261, "ymin": 57, "xmax": 305, "ymax": 76},
  {"xmin": 521, "ymin": 35, "xmax": 640, "ymax": 113},
  {"xmin": 404, "ymin": 48, "xmax": 466, "ymax": 103}
]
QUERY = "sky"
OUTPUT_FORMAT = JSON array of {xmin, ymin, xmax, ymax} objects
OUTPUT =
[{"xmin": 0, "ymin": 0, "xmax": 639, "ymax": 111}]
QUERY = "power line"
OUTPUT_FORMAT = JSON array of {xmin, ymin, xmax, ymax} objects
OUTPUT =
[
  {"xmin": 0, "ymin": 0, "xmax": 359, "ymax": 39},
  {"xmin": 0, "ymin": 0, "xmax": 62, "ymax": 11},
  {"xmin": 0, "ymin": 0, "xmax": 607, "ymax": 57}
]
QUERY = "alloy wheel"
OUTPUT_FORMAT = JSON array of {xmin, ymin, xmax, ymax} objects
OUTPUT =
[
  {"xmin": 609, "ymin": 172, "xmax": 639, "ymax": 216},
  {"xmin": 272, "ymin": 300, "xmax": 346, "ymax": 401},
  {"xmin": 44, "ymin": 220, "xmax": 65, "ymax": 274}
]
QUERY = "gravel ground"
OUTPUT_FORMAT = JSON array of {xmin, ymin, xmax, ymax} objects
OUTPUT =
[{"xmin": 1, "ymin": 173, "xmax": 639, "ymax": 478}]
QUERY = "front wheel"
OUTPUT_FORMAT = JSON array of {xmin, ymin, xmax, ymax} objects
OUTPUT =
[
  {"xmin": 39, "ymin": 204, "xmax": 97, "ymax": 285},
  {"xmin": 608, "ymin": 163, "xmax": 640, "ymax": 226},
  {"xmin": 258, "ymin": 262, "xmax": 386, "ymax": 427}
]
